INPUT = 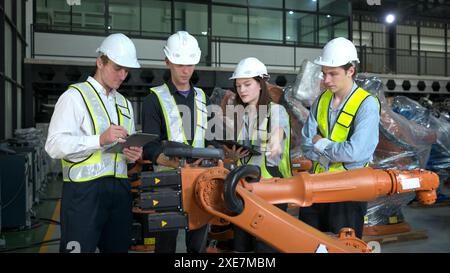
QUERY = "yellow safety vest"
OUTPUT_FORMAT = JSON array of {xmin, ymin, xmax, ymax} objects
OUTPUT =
[
  {"xmin": 61, "ymin": 81, "xmax": 133, "ymax": 182},
  {"xmin": 237, "ymin": 102, "xmax": 292, "ymax": 179},
  {"xmin": 150, "ymin": 84, "xmax": 208, "ymax": 171},
  {"xmin": 313, "ymin": 87, "xmax": 379, "ymax": 173}
]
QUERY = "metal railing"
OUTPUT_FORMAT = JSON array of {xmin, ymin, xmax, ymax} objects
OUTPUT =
[{"xmin": 31, "ymin": 24, "xmax": 450, "ymax": 77}]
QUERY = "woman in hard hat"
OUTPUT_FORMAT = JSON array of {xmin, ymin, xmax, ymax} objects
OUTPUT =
[
  {"xmin": 225, "ymin": 57, "xmax": 292, "ymax": 252},
  {"xmin": 299, "ymin": 37, "xmax": 380, "ymax": 239},
  {"xmin": 45, "ymin": 33, "xmax": 142, "ymax": 252}
]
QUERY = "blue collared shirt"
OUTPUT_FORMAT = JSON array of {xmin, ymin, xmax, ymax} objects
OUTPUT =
[{"xmin": 301, "ymin": 83, "xmax": 380, "ymax": 171}]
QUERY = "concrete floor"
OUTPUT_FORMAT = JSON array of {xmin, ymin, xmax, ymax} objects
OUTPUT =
[
  {"xmin": 380, "ymin": 185, "xmax": 450, "ymax": 253},
  {"xmin": 1, "ymin": 176, "xmax": 449, "ymax": 253}
]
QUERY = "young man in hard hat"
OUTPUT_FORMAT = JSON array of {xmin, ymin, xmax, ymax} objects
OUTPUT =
[
  {"xmin": 141, "ymin": 31, "xmax": 209, "ymax": 253},
  {"xmin": 45, "ymin": 33, "xmax": 143, "ymax": 253},
  {"xmin": 299, "ymin": 37, "xmax": 380, "ymax": 239}
]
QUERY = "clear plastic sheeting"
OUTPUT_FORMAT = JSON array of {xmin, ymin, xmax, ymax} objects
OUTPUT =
[
  {"xmin": 365, "ymin": 192, "xmax": 416, "ymax": 227},
  {"xmin": 284, "ymin": 59, "xmax": 323, "ymax": 108},
  {"xmin": 355, "ymin": 75, "xmax": 435, "ymax": 229},
  {"xmin": 391, "ymin": 96, "xmax": 450, "ymax": 183},
  {"xmin": 282, "ymin": 82, "xmax": 311, "ymax": 159},
  {"xmin": 355, "ymin": 75, "xmax": 435, "ymax": 170}
]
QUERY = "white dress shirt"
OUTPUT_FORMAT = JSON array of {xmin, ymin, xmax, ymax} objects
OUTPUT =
[{"xmin": 45, "ymin": 76, "xmax": 135, "ymax": 162}]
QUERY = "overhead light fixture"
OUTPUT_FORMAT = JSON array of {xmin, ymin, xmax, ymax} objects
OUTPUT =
[
  {"xmin": 385, "ymin": 14, "xmax": 396, "ymax": 24},
  {"xmin": 326, "ymin": 14, "xmax": 331, "ymax": 18},
  {"xmin": 201, "ymin": 31, "xmax": 207, "ymax": 35},
  {"xmin": 289, "ymin": 11, "xmax": 294, "ymax": 15},
  {"xmin": 286, "ymin": 36, "xmax": 291, "ymax": 40}
]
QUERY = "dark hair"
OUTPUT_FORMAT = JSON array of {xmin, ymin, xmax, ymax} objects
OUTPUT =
[
  {"xmin": 234, "ymin": 76, "xmax": 272, "ymax": 109},
  {"xmin": 99, "ymin": 55, "xmax": 109, "ymax": 65},
  {"xmin": 341, "ymin": 62, "xmax": 358, "ymax": 79}
]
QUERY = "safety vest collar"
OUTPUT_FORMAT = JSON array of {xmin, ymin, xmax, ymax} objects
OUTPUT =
[{"xmin": 150, "ymin": 84, "xmax": 207, "ymax": 148}]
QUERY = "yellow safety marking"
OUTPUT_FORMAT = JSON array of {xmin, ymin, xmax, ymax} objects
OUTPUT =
[
  {"xmin": 153, "ymin": 200, "xmax": 159, "ymax": 206},
  {"xmin": 39, "ymin": 200, "xmax": 61, "ymax": 253},
  {"xmin": 388, "ymin": 216, "xmax": 398, "ymax": 224},
  {"xmin": 144, "ymin": 237, "xmax": 155, "ymax": 245},
  {"xmin": 154, "ymin": 178, "xmax": 160, "ymax": 184},
  {"xmin": 161, "ymin": 220, "xmax": 167, "ymax": 227}
]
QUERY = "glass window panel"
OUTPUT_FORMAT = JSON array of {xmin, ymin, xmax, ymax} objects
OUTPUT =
[
  {"xmin": 319, "ymin": 14, "xmax": 349, "ymax": 44},
  {"xmin": 17, "ymin": 40, "xmax": 23, "ymax": 85},
  {"xmin": 334, "ymin": 19, "xmax": 349, "ymax": 39},
  {"xmin": 72, "ymin": 0, "xmax": 105, "ymax": 32},
  {"xmin": 249, "ymin": 8, "xmax": 282, "ymax": 42},
  {"xmin": 142, "ymin": 0, "xmax": 171, "ymax": 37},
  {"xmin": 5, "ymin": 82, "xmax": 12, "ymax": 138},
  {"xmin": 248, "ymin": 0, "xmax": 282, "ymax": 8},
  {"xmin": 16, "ymin": 0, "xmax": 22, "ymax": 32},
  {"xmin": 174, "ymin": 2, "xmax": 208, "ymax": 65},
  {"xmin": 212, "ymin": 0, "xmax": 246, "ymax": 6},
  {"xmin": 286, "ymin": 11, "xmax": 316, "ymax": 45},
  {"xmin": 5, "ymin": 25, "xmax": 12, "ymax": 77},
  {"xmin": 319, "ymin": 0, "xmax": 349, "ymax": 16},
  {"xmin": 285, "ymin": 0, "xmax": 317, "ymax": 12},
  {"xmin": 109, "ymin": 0, "xmax": 140, "ymax": 33},
  {"xmin": 36, "ymin": 0, "xmax": 71, "ymax": 30},
  {"xmin": 195, "ymin": 35, "xmax": 208, "ymax": 66},
  {"xmin": 4, "ymin": 0, "xmax": 12, "ymax": 17},
  {"xmin": 212, "ymin": 6, "xmax": 247, "ymax": 40},
  {"xmin": 174, "ymin": 2, "xmax": 208, "ymax": 36}
]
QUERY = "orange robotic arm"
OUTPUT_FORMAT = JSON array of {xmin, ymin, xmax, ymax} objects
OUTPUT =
[{"xmin": 182, "ymin": 164, "xmax": 438, "ymax": 253}]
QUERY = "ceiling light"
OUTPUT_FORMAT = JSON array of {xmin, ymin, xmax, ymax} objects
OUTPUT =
[{"xmin": 385, "ymin": 14, "xmax": 396, "ymax": 24}]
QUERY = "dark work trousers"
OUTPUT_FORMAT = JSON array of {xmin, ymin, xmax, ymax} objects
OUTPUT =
[
  {"xmin": 59, "ymin": 177, "xmax": 133, "ymax": 253},
  {"xmin": 298, "ymin": 201, "xmax": 368, "ymax": 239},
  {"xmin": 154, "ymin": 224, "xmax": 209, "ymax": 253}
]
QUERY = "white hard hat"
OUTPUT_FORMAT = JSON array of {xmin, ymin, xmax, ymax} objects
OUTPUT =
[
  {"xmin": 96, "ymin": 33, "xmax": 140, "ymax": 68},
  {"xmin": 164, "ymin": 31, "xmax": 201, "ymax": 65},
  {"xmin": 314, "ymin": 37, "xmax": 359, "ymax": 67},
  {"xmin": 229, "ymin": 57, "xmax": 269, "ymax": 80}
]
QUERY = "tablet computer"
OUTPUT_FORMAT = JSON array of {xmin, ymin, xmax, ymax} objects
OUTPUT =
[
  {"xmin": 212, "ymin": 139, "xmax": 261, "ymax": 156},
  {"xmin": 105, "ymin": 133, "xmax": 158, "ymax": 153}
]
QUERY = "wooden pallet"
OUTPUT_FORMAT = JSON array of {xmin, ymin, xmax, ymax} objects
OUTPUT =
[{"xmin": 363, "ymin": 229, "xmax": 428, "ymax": 245}]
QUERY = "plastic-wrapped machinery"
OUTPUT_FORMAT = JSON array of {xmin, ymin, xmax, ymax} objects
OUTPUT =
[{"xmin": 355, "ymin": 75, "xmax": 436, "ymax": 231}]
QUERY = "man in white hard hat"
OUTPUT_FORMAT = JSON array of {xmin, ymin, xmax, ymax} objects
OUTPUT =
[
  {"xmin": 141, "ymin": 31, "xmax": 209, "ymax": 253},
  {"xmin": 45, "ymin": 33, "xmax": 143, "ymax": 252},
  {"xmin": 299, "ymin": 37, "xmax": 380, "ymax": 239}
]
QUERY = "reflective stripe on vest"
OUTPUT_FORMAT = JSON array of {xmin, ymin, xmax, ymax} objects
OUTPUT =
[
  {"xmin": 150, "ymin": 84, "xmax": 207, "ymax": 172},
  {"xmin": 237, "ymin": 102, "xmax": 292, "ymax": 179},
  {"xmin": 313, "ymin": 87, "xmax": 377, "ymax": 173},
  {"xmin": 61, "ymin": 82, "xmax": 133, "ymax": 182}
]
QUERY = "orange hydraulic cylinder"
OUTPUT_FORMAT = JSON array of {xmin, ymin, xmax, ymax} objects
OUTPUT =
[{"xmin": 244, "ymin": 168, "xmax": 439, "ymax": 207}]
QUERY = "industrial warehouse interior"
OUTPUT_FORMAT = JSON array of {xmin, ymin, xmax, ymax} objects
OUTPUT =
[{"xmin": 1, "ymin": 0, "xmax": 450, "ymax": 257}]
